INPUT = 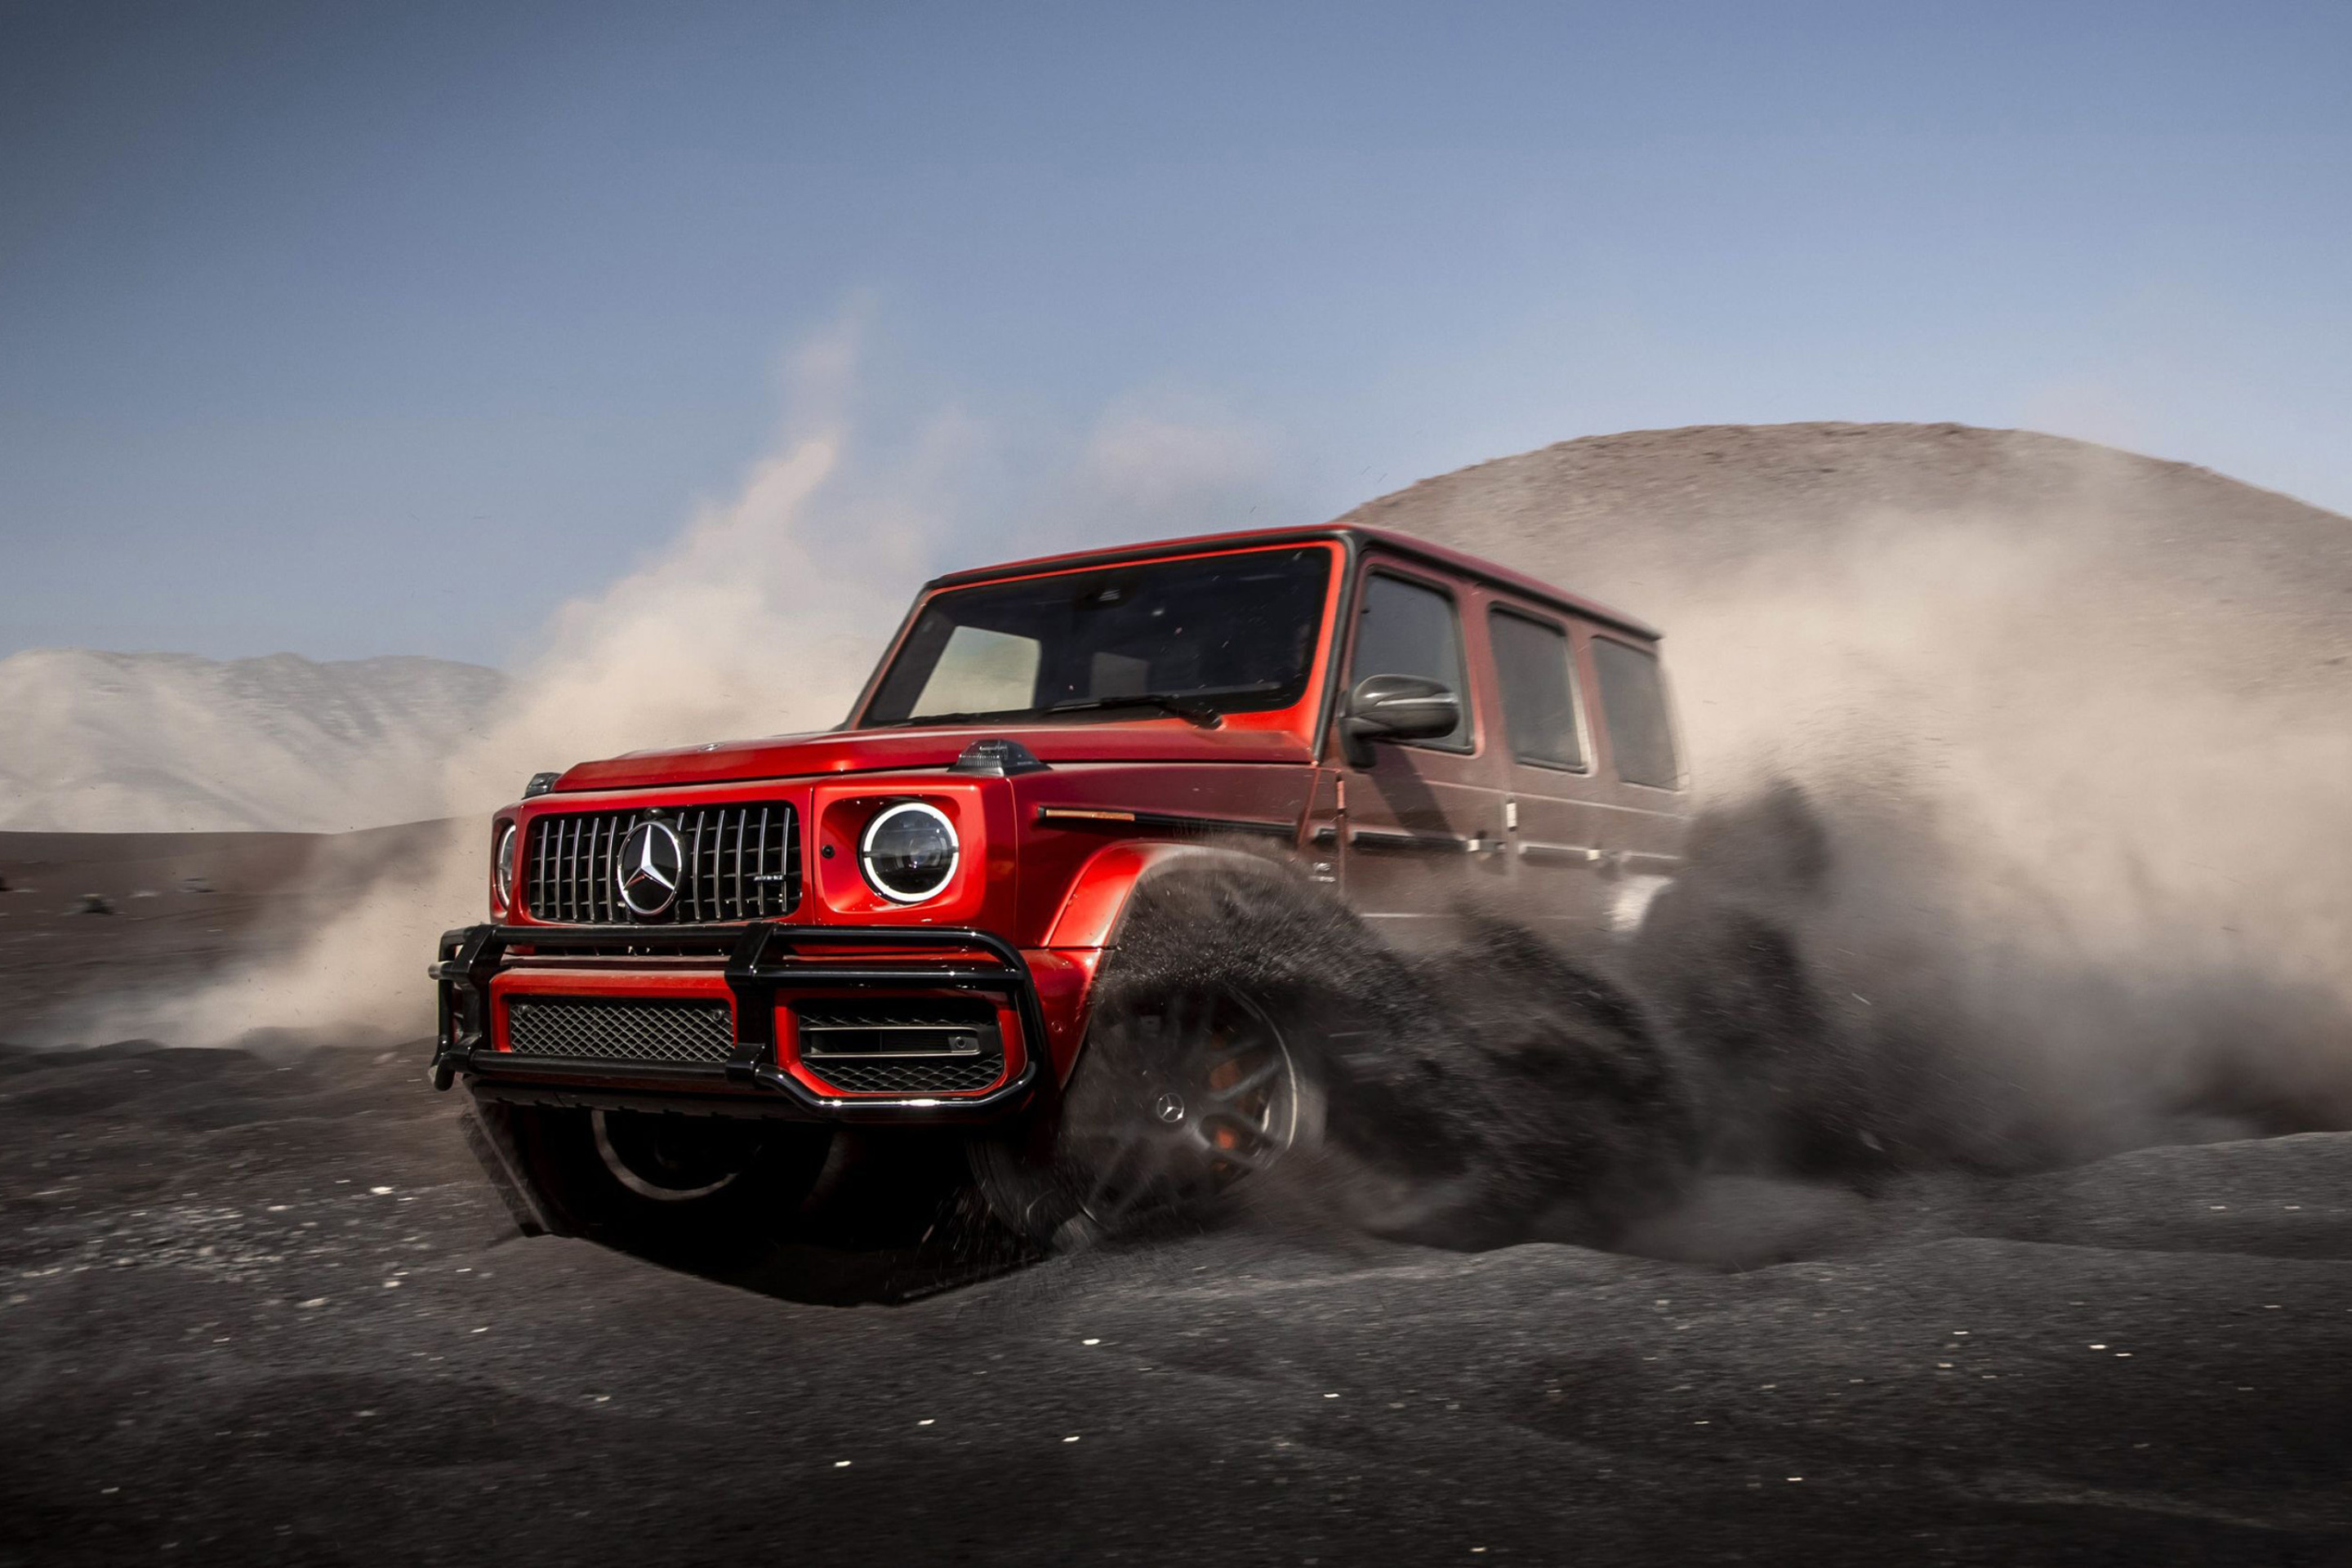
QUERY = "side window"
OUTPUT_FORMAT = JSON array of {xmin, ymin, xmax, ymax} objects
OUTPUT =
[
  {"xmin": 1591, "ymin": 637, "xmax": 1681, "ymax": 788},
  {"xmin": 1350, "ymin": 572, "xmax": 1471, "ymax": 751},
  {"xmin": 1488, "ymin": 608, "xmax": 1586, "ymax": 770}
]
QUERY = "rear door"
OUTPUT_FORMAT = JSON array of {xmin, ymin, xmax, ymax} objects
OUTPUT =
[
  {"xmin": 1483, "ymin": 598, "xmax": 1618, "ymax": 936},
  {"xmin": 1331, "ymin": 559, "xmax": 1509, "ymax": 945}
]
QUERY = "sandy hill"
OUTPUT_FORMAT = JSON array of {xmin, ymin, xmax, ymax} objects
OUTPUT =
[
  {"xmin": 0, "ymin": 649, "xmax": 507, "ymax": 833},
  {"xmin": 1337, "ymin": 421, "xmax": 2352, "ymax": 771},
  {"xmin": 1340, "ymin": 421, "xmax": 2352, "ymax": 661}
]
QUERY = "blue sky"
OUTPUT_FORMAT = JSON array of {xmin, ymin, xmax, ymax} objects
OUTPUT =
[{"xmin": 3, "ymin": 1, "xmax": 2347, "ymax": 665}]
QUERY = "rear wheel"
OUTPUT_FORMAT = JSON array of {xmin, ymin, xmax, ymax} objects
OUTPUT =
[{"xmin": 500, "ymin": 1102, "xmax": 832, "ymax": 1261}]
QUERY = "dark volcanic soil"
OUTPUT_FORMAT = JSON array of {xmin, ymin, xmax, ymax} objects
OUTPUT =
[{"xmin": 4, "ymin": 1036, "xmax": 2350, "ymax": 1567}]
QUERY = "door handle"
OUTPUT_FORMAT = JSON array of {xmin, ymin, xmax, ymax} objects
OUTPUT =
[
  {"xmin": 1517, "ymin": 840, "xmax": 1603, "ymax": 866},
  {"xmin": 1349, "ymin": 827, "xmax": 1472, "ymax": 853}
]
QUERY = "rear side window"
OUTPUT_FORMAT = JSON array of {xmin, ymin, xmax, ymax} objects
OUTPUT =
[
  {"xmin": 1487, "ymin": 608, "xmax": 1587, "ymax": 770},
  {"xmin": 1591, "ymin": 638, "xmax": 1680, "ymax": 788},
  {"xmin": 1350, "ymin": 572, "xmax": 1471, "ymax": 750}
]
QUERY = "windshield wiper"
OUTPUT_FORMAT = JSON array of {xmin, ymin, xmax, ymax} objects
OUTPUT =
[{"xmin": 1040, "ymin": 692, "xmax": 1230, "ymax": 728}]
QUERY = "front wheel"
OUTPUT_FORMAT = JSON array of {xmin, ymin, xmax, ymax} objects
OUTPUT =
[{"xmin": 970, "ymin": 982, "xmax": 1321, "ymax": 1245}]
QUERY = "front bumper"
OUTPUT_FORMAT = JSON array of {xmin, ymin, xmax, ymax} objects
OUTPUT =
[{"xmin": 429, "ymin": 921, "xmax": 1047, "ymax": 1121}]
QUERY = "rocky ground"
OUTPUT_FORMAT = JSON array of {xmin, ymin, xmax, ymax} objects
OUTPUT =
[{"xmin": 3, "ymin": 1028, "xmax": 2349, "ymax": 1566}]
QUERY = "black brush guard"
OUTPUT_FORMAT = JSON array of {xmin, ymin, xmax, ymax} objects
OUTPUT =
[{"xmin": 429, "ymin": 922, "xmax": 1046, "ymax": 1121}]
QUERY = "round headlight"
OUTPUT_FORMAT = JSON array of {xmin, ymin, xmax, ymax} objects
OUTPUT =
[
  {"xmin": 859, "ymin": 802, "xmax": 959, "ymax": 904},
  {"xmin": 493, "ymin": 824, "xmax": 519, "ymax": 911}
]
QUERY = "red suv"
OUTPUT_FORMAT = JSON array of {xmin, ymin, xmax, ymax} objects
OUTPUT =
[{"xmin": 431, "ymin": 526, "xmax": 1687, "ymax": 1247}]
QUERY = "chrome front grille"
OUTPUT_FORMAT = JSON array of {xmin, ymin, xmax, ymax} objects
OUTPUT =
[
  {"xmin": 525, "ymin": 802, "xmax": 800, "ymax": 924},
  {"xmin": 506, "ymin": 997, "xmax": 735, "ymax": 1065}
]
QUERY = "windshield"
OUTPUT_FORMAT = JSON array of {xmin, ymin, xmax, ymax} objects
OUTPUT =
[{"xmin": 862, "ymin": 546, "xmax": 1334, "ymax": 728}]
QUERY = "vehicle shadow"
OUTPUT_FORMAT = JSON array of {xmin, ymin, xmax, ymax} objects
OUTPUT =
[{"xmin": 645, "ymin": 1128, "xmax": 1047, "ymax": 1307}]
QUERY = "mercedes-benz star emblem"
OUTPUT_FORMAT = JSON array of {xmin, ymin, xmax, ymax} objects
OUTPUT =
[{"xmin": 616, "ymin": 821, "xmax": 684, "ymax": 918}]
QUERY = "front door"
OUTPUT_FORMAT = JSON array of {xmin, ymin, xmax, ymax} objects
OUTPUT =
[{"xmin": 1332, "ymin": 562, "xmax": 1509, "ymax": 947}]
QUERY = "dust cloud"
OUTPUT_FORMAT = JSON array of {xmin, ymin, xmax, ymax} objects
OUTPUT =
[
  {"xmin": 1655, "ymin": 513, "xmax": 2351, "ymax": 997},
  {"xmin": 1368, "ymin": 426, "xmax": 2352, "ymax": 1003},
  {"xmin": 128, "ymin": 326, "xmax": 1289, "ymax": 1049},
  {"xmin": 1628, "ymin": 479, "xmax": 2352, "ymax": 1147},
  {"xmin": 1281, "ymin": 429, "xmax": 2352, "ymax": 1243},
  {"xmin": 1624, "ymin": 501, "xmax": 2352, "ymax": 1161},
  {"xmin": 133, "ymin": 340, "xmax": 905, "ymax": 1047}
]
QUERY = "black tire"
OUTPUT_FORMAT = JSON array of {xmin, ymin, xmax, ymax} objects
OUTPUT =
[
  {"xmin": 972, "ymin": 978, "xmax": 1323, "ymax": 1245},
  {"xmin": 969, "ymin": 864, "xmax": 1353, "ymax": 1246},
  {"xmin": 501, "ymin": 1103, "xmax": 832, "ymax": 1263}
]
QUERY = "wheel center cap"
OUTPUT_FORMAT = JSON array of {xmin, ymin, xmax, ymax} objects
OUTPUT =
[{"xmin": 1152, "ymin": 1092, "xmax": 1187, "ymax": 1125}]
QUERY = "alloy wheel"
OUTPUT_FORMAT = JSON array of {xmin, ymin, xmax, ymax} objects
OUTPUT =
[{"xmin": 1061, "ymin": 986, "xmax": 1307, "ymax": 1232}]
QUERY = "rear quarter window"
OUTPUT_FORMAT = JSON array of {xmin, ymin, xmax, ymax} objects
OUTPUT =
[{"xmin": 1591, "ymin": 637, "xmax": 1682, "ymax": 789}]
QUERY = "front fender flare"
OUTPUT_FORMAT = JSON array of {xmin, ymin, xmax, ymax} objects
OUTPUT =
[
  {"xmin": 1031, "ymin": 842, "xmax": 1299, "ymax": 1085},
  {"xmin": 1042, "ymin": 840, "xmax": 1298, "ymax": 952}
]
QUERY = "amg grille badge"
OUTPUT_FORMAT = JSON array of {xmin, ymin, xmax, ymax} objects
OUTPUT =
[{"xmin": 616, "ymin": 821, "xmax": 684, "ymax": 918}]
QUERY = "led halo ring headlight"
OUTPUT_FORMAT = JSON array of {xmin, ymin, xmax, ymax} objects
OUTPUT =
[
  {"xmin": 492, "ymin": 823, "xmax": 519, "ymax": 910},
  {"xmin": 858, "ymin": 801, "xmax": 960, "ymax": 904}
]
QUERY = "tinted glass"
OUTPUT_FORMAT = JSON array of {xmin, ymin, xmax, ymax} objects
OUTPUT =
[
  {"xmin": 863, "ymin": 548, "xmax": 1331, "ymax": 725},
  {"xmin": 1350, "ymin": 573, "xmax": 1470, "ymax": 750},
  {"xmin": 1488, "ymin": 608, "xmax": 1586, "ymax": 769},
  {"xmin": 1591, "ymin": 637, "xmax": 1680, "ymax": 787}
]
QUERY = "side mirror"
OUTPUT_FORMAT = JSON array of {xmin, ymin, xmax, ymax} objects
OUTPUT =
[{"xmin": 1341, "ymin": 674, "xmax": 1460, "ymax": 767}]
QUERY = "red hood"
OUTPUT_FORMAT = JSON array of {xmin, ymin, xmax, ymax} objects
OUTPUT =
[{"xmin": 554, "ymin": 720, "xmax": 1314, "ymax": 794}]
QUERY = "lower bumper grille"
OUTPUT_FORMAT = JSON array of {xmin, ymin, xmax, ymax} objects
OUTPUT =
[
  {"xmin": 795, "ymin": 1001, "xmax": 1006, "ymax": 1095},
  {"xmin": 436, "ymin": 923, "xmax": 1044, "ymax": 1113},
  {"xmin": 804, "ymin": 1056, "xmax": 1008, "ymax": 1094},
  {"xmin": 506, "ymin": 998, "xmax": 733, "ymax": 1066}
]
